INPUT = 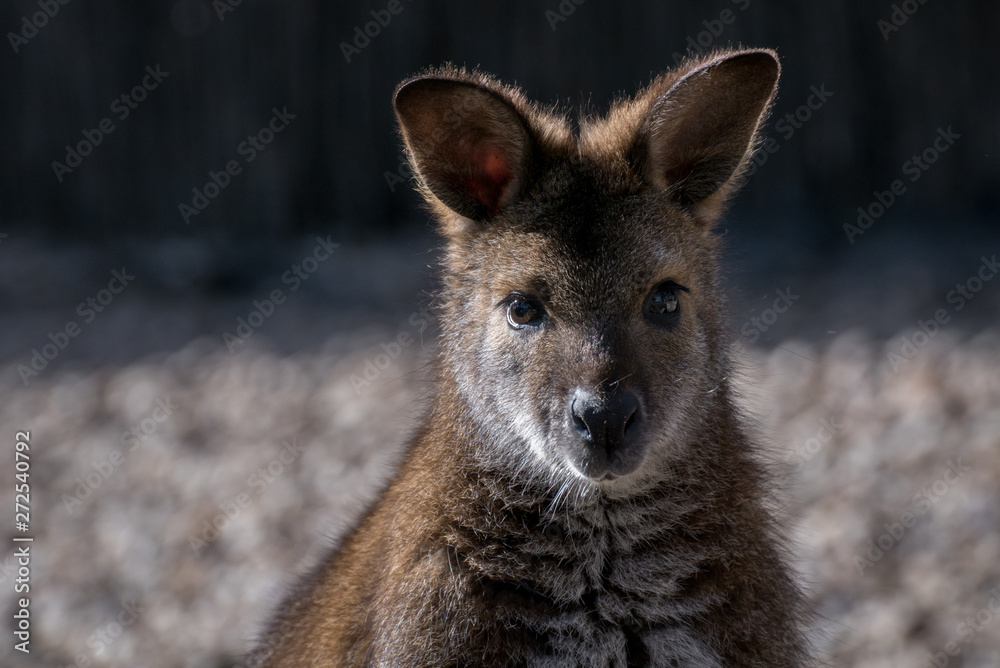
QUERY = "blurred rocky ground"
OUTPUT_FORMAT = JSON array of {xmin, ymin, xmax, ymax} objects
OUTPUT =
[{"xmin": 0, "ymin": 222, "xmax": 998, "ymax": 667}]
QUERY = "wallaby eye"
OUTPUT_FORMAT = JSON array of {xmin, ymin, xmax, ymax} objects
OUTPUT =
[
  {"xmin": 648, "ymin": 289, "xmax": 678, "ymax": 314},
  {"xmin": 645, "ymin": 281, "xmax": 687, "ymax": 322},
  {"xmin": 506, "ymin": 296, "xmax": 544, "ymax": 329}
]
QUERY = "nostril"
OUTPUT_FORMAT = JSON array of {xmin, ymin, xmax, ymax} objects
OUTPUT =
[
  {"xmin": 623, "ymin": 406, "xmax": 638, "ymax": 436},
  {"xmin": 618, "ymin": 392, "xmax": 640, "ymax": 440}
]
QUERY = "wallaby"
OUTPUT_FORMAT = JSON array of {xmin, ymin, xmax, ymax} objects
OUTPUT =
[{"xmin": 249, "ymin": 48, "xmax": 809, "ymax": 667}]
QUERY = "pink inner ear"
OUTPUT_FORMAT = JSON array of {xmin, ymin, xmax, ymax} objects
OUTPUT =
[{"xmin": 462, "ymin": 144, "xmax": 513, "ymax": 215}]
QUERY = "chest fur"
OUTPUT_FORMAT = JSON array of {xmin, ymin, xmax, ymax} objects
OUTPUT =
[{"xmin": 375, "ymin": 496, "xmax": 732, "ymax": 666}]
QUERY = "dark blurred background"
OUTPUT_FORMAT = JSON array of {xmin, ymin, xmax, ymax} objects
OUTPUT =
[{"xmin": 4, "ymin": 1, "xmax": 1000, "ymax": 238}]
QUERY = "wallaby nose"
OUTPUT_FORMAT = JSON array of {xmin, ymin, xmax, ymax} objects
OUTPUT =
[{"xmin": 570, "ymin": 388, "xmax": 641, "ymax": 454}]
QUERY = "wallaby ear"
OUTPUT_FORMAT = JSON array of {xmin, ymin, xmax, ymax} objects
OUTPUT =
[
  {"xmin": 394, "ymin": 76, "xmax": 534, "ymax": 222},
  {"xmin": 639, "ymin": 49, "xmax": 779, "ymax": 218}
]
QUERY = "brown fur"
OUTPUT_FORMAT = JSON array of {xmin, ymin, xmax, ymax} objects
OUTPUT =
[{"xmin": 249, "ymin": 48, "xmax": 810, "ymax": 667}]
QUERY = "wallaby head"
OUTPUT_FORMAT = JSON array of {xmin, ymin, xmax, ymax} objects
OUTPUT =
[{"xmin": 394, "ymin": 49, "xmax": 779, "ymax": 496}]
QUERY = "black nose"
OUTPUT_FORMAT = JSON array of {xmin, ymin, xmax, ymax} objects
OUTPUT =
[{"xmin": 570, "ymin": 388, "xmax": 640, "ymax": 454}]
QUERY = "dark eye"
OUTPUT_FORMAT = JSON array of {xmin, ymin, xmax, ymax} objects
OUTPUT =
[
  {"xmin": 506, "ymin": 296, "xmax": 544, "ymax": 329},
  {"xmin": 645, "ymin": 281, "xmax": 687, "ymax": 322}
]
